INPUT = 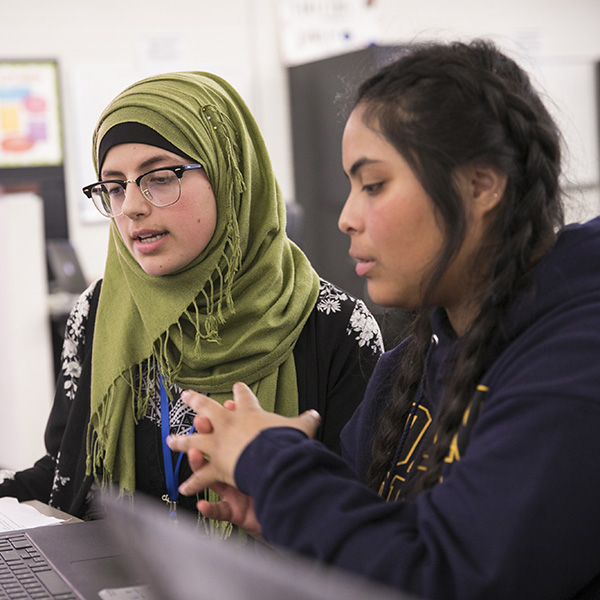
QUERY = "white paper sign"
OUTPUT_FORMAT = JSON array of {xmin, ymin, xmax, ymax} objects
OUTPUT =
[{"xmin": 277, "ymin": 0, "xmax": 379, "ymax": 66}]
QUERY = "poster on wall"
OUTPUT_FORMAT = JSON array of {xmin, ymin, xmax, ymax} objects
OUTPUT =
[
  {"xmin": 277, "ymin": 0, "xmax": 379, "ymax": 66},
  {"xmin": 0, "ymin": 60, "xmax": 63, "ymax": 168}
]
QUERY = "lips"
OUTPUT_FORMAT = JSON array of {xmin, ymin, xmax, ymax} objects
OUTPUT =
[
  {"xmin": 355, "ymin": 259, "xmax": 374, "ymax": 277},
  {"xmin": 350, "ymin": 251, "xmax": 375, "ymax": 277},
  {"xmin": 130, "ymin": 229, "xmax": 168, "ymax": 255},
  {"xmin": 132, "ymin": 229, "xmax": 167, "ymax": 243},
  {"xmin": 137, "ymin": 232, "xmax": 167, "ymax": 243}
]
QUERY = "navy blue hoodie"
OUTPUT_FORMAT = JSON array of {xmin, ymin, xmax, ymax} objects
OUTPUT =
[{"xmin": 236, "ymin": 216, "xmax": 600, "ymax": 600}]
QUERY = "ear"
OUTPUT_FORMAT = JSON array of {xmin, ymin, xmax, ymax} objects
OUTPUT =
[{"xmin": 468, "ymin": 165, "xmax": 507, "ymax": 215}]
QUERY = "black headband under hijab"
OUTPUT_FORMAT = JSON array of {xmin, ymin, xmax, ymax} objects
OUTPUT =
[{"xmin": 97, "ymin": 122, "xmax": 194, "ymax": 173}]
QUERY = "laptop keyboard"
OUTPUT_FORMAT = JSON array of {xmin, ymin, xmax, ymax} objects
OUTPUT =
[{"xmin": 0, "ymin": 531, "xmax": 77, "ymax": 599}]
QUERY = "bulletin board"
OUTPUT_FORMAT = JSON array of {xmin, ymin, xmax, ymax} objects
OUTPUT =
[
  {"xmin": 0, "ymin": 59, "xmax": 68, "ymax": 239},
  {"xmin": 0, "ymin": 60, "xmax": 63, "ymax": 167}
]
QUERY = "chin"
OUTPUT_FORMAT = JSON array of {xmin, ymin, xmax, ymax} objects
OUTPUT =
[
  {"xmin": 138, "ymin": 261, "xmax": 173, "ymax": 277},
  {"xmin": 365, "ymin": 291, "xmax": 393, "ymax": 308},
  {"xmin": 366, "ymin": 284, "xmax": 407, "ymax": 309}
]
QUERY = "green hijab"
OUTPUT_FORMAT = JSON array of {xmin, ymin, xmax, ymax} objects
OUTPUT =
[{"xmin": 86, "ymin": 72, "xmax": 320, "ymax": 494}]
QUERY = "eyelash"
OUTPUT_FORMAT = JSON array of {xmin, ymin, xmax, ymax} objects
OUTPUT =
[{"xmin": 362, "ymin": 182, "xmax": 383, "ymax": 195}]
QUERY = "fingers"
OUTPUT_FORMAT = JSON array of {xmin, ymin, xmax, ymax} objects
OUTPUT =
[
  {"xmin": 193, "ymin": 414, "xmax": 213, "ymax": 433},
  {"xmin": 180, "ymin": 389, "xmax": 221, "ymax": 414},
  {"xmin": 231, "ymin": 381, "xmax": 261, "ymax": 409},
  {"xmin": 178, "ymin": 384, "xmax": 258, "ymax": 415},
  {"xmin": 178, "ymin": 384, "xmax": 260, "ymax": 418},
  {"xmin": 197, "ymin": 499, "xmax": 234, "ymax": 522},
  {"xmin": 178, "ymin": 466, "xmax": 215, "ymax": 496},
  {"xmin": 294, "ymin": 409, "xmax": 322, "ymax": 439},
  {"xmin": 167, "ymin": 433, "xmax": 197, "ymax": 454},
  {"xmin": 207, "ymin": 481, "xmax": 232, "ymax": 497},
  {"xmin": 187, "ymin": 447, "xmax": 208, "ymax": 472},
  {"xmin": 197, "ymin": 484, "xmax": 263, "ymax": 537},
  {"xmin": 170, "ymin": 383, "xmax": 322, "ymax": 494}
]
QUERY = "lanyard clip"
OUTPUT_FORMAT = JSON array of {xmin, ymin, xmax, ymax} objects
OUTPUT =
[{"xmin": 161, "ymin": 494, "xmax": 177, "ymax": 518}]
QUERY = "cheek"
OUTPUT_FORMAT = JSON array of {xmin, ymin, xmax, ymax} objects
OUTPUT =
[
  {"xmin": 373, "ymin": 195, "xmax": 442, "ymax": 266},
  {"xmin": 179, "ymin": 209, "xmax": 217, "ymax": 255},
  {"xmin": 366, "ymin": 203, "xmax": 404, "ymax": 252},
  {"xmin": 114, "ymin": 217, "xmax": 130, "ymax": 245}
]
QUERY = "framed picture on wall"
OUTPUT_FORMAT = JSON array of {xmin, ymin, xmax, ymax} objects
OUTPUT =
[{"xmin": 0, "ymin": 60, "xmax": 63, "ymax": 168}]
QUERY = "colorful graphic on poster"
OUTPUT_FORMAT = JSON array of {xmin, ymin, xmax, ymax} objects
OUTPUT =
[{"xmin": 0, "ymin": 61, "xmax": 63, "ymax": 167}]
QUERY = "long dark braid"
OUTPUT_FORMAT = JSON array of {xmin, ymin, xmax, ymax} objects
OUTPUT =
[{"xmin": 363, "ymin": 40, "xmax": 564, "ymax": 493}]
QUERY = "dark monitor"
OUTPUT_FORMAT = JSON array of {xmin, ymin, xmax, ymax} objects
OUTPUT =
[{"xmin": 46, "ymin": 238, "xmax": 87, "ymax": 295}]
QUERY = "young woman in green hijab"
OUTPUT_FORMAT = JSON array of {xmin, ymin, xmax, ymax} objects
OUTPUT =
[{"xmin": 0, "ymin": 71, "xmax": 383, "ymax": 521}]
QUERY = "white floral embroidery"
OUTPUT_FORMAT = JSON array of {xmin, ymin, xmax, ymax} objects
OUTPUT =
[
  {"xmin": 50, "ymin": 451, "xmax": 70, "ymax": 499},
  {"xmin": 61, "ymin": 281, "xmax": 98, "ymax": 403},
  {"xmin": 52, "ymin": 474, "xmax": 70, "ymax": 491},
  {"xmin": 317, "ymin": 279, "xmax": 383, "ymax": 355},
  {"xmin": 348, "ymin": 299, "xmax": 384, "ymax": 353},
  {"xmin": 316, "ymin": 279, "xmax": 348, "ymax": 314}
]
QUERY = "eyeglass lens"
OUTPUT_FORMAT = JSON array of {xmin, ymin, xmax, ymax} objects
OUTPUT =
[{"xmin": 91, "ymin": 169, "xmax": 181, "ymax": 216}]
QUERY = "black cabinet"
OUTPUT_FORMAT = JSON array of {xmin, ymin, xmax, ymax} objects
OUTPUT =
[
  {"xmin": 288, "ymin": 46, "xmax": 411, "ymax": 347},
  {"xmin": 288, "ymin": 45, "xmax": 406, "ymax": 298},
  {"xmin": 0, "ymin": 165, "xmax": 69, "ymax": 240}
]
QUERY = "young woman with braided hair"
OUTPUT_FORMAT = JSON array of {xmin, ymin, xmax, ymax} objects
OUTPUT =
[{"xmin": 168, "ymin": 39, "xmax": 600, "ymax": 599}]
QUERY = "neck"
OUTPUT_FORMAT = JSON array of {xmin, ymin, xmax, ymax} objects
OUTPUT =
[{"xmin": 445, "ymin": 299, "xmax": 480, "ymax": 337}]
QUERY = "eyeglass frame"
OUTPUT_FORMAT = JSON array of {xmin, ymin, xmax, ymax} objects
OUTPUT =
[{"xmin": 82, "ymin": 164, "xmax": 204, "ymax": 218}]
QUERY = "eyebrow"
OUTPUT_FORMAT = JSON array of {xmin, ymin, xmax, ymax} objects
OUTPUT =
[
  {"xmin": 348, "ymin": 157, "xmax": 382, "ymax": 178},
  {"xmin": 101, "ymin": 154, "xmax": 184, "ymax": 180}
]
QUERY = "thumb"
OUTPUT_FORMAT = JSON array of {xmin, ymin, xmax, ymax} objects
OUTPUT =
[{"xmin": 293, "ymin": 409, "xmax": 321, "ymax": 439}]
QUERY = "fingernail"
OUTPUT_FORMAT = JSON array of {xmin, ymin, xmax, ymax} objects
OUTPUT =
[{"xmin": 308, "ymin": 409, "xmax": 321, "ymax": 422}]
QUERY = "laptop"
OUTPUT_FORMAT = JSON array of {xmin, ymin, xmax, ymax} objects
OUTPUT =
[
  {"xmin": 104, "ymin": 493, "xmax": 419, "ymax": 600},
  {"xmin": 0, "ymin": 518, "xmax": 150, "ymax": 599},
  {"xmin": 0, "ymin": 493, "xmax": 419, "ymax": 600}
]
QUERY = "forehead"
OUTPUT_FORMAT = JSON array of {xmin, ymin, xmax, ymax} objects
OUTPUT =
[
  {"xmin": 342, "ymin": 107, "xmax": 396, "ymax": 169},
  {"xmin": 101, "ymin": 143, "xmax": 186, "ymax": 175}
]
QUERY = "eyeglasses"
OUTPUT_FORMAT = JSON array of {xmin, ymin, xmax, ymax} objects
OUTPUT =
[{"xmin": 82, "ymin": 164, "xmax": 204, "ymax": 218}]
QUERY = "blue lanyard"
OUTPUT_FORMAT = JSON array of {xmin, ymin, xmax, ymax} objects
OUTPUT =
[{"xmin": 159, "ymin": 374, "xmax": 194, "ymax": 517}]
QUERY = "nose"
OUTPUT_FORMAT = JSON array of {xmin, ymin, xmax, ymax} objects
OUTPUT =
[
  {"xmin": 338, "ymin": 191, "xmax": 360, "ymax": 235},
  {"xmin": 120, "ymin": 181, "xmax": 150, "ymax": 219}
]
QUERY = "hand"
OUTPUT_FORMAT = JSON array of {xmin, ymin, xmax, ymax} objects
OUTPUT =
[
  {"xmin": 182, "ymin": 402, "xmax": 262, "ymax": 537},
  {"xmin": 167, "ymin": 381, "xmax": 321, "ymax": 490},
  {"xmin": 186, "ymin": 437, "xmax": 263, "ymax": 537},
  {"xmin": 198, "ymin": 482, "xmax": 262, "ymax": 538}
]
